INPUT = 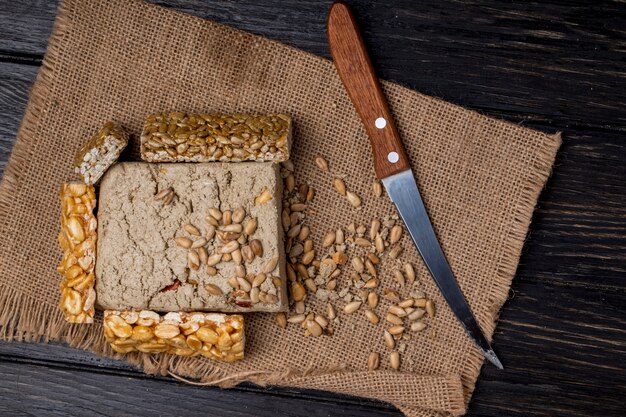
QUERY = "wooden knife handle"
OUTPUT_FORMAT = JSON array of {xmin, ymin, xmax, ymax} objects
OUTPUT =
[{"xmin": 327, "ymin": 1, "xmax": 410, "ymax": 179}]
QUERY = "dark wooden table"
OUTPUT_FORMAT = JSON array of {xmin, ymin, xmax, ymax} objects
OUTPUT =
[{"xmin": 1, "ymin": 1, "xmax": 625, "ymax": 416}]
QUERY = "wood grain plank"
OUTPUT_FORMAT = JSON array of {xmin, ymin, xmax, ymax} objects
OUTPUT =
[
  {"xmin": 1, "ymin": 0, "xmax": 625, "ymax": 128},
  {"xmin": 0, "ymin": 62, "xmax": 38, "ymax": 176},
  {"xmin": 0, "ymin": 1, "xmax": 625, "ymax": 416},
  {"xmin": 0, "ymin": 349, "xmax": 401, "ymax": 417}
]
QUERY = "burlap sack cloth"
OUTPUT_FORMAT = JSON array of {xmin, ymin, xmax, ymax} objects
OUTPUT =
[{"xmin": 0, "ymin": 0, "xmax": 561, "ymax": 415}]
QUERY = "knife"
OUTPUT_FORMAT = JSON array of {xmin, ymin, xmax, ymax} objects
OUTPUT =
[{"xmin": 327, "ymin": 1, "xmax": 503, "ymax": 369}]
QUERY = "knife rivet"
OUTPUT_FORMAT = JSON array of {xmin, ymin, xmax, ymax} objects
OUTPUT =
[
  {"xmin": 388, "ymin": 152, "xmax": 399, "ymax": 163},
  {"xmin": 375, "ymin": 117, "xmax": 387, "ymax": 129}
]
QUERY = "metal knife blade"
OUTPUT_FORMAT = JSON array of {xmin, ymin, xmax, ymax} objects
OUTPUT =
[{"xmin": 382, "ymin": 170, "xmax": 503, "ymax": 369}]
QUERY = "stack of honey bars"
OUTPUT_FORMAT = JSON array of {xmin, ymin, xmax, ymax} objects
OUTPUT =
[{"xmin": 58, "ymin": 113, "xmax": 292, "ymax": 361}]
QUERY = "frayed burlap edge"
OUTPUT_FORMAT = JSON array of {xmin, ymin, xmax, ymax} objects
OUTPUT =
[{"xmin": 0, "ymin": 0, "xmax": 561, "ymax": 416}]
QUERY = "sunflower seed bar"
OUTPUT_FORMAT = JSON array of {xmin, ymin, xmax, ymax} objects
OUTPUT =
[
  {"xmin": 57, "ymin": 183, "xmax": 97, "ymax": 323},
  {"xmin": 74, "ymin": 122, "xmax": 128, "ymax": 185},
  {"xmin": 103, "ymin": 310, "xmax": 245, "ymax": 361},
  {"xmin": 140, "ymin": 113, "xmax": 291, "ymax": 163}
]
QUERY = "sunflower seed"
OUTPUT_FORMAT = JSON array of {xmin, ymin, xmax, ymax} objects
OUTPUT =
[
  {"xmin": 263, "ymin": 256, "xmax": 279, "ymax": 273},
  {"xmin": 222, "ymin": 210, "xmax": 232, "ymax": 226},
  {"xmin": 393, "ymin": 270, "xmax": 406, "ymax": 287},
  {"xmin": 365, "ymin": 259, "xmax": 377, "ymax": 277},
  {"xmin": 411, "ymin": 321, "xmax": 427, "ymax": 332},
  {"xmin": 426, "ymin": 299, "xmax": 436, "ymax": 318},
  {"xmin": 390, "ymin": 225, "xmax": 403, "ymax": 244},
  {"xmin": 327, "ymin": 303, "xmax": 337, "ymax": 319},
  {"xmin": 235, "ymin": 265, "xmax": 246, "ymax": 278},
  {"xmin": 232, "ymin": 207, "xmax": 246, "ymax": 224},
  {"xmin": 355, "ymin": 237, "xmax": 371, "ymax": 247},
  {"xmin": 187, "ymin": 251, "xmax": 200, "ymax": 270},
  {"xmin": 162, "ymin": 191, "xmax": 175, "ymax": 205},
  {"xmin": 389, "ymin": 305, "xmax": 407, "ymax": 317},
  {"xmin": 298, "ymin": 226, "xmax": 310, "ymax": 241},
  {"xmin": 207, "ymin": 253, "xmax": 222, "ymax": 266},
  {"xmin": 408, "ymin": 309, "xmax": 425, "ymax": 321},
  {"xmin": 335, "ymin": 228, "xmax": 345, "ymax": 244},
  {"xmin": 384, "ymin": 330, "xmax": 395, "ymax": 349},
  {"xmin": 301, "ymin": 250, "xmax": 315, "ymax": 265},
  {"xmin": 304, "ymin": 278, "xmax": 317, "ymax": 292},
  {"xmin": 369, "ymin": 219, "xmax": 381, "ymax": 241},
  {"xmin": 287, "ymin": 224, "xmax": 301, "ymax": 239},
  {"xmin": 307, "ymin": 320, "xmax": 323, "ymax": 337},
  {"xmin": 205, "ymin": 216, "xmax": 219, "ymax": 228},
  {"xmin": 372, "ymin": 181, "xmax": 383, "ymax": 198},
  {"xmin": 389, "ymin": 245, "xmax": 403, "ymax": 259},
  {"xmin": 367, "ymin": 292, "xmax": 379, "ymax": 309},
  {"xmin": 404, "ymin": 263, "xmax": 415, "ymax": 284},
  {"xmin": 388, "ymin": 325, "xmax": 405, "ymax": 335},
  {"xmin": 333, "ymin": 178, "xmax": 346, "ymax": 196},
  {"xmin": 351, "ymin": 256, "xmax": 365, "ymax": 274},
  {"xmin": 221, "ymin": 224, "xmax": 243, "ymax": 233},
  {"xmin": 205, "ymin": 284, "xmax": 222, "ymax": 296},
  {"xmin": 197, "ymin": 247, "xmax": 208, "ymax": 264},
  {"xmin": 290, "ymin": 243, "xmax": 304, "ymax": 258},
  {"xmin": 389, "ymin": 351, "xmax": 400, "ymax": 370},
  {"xmin": 291, "ymin": 203, "xmax": 307, "ymax": 212},
  {"xmin": 183, "ymin": 223, "xmax": 201, "ymax": 236},
  {"xmin": 298, "ymin": 184, "xmax": 309, "ymax": 200},
  {"xmin": 414, "ymin": 298, "xmax": 427, "ymax": 308},
  {"xmin": 285, "ymin": 174, "xmax": 295, "ymax": 192},
  {"xmin": 244, "ymin": 217, "xmax": 258, "ymax": 236},
  {"xmin": 363, "ymin": 278, "xmax": 379, "ymax": 289},
  {"xmin": 368, "ymin": 352, "xmax": 380, "ymax": 370},
  {"xmin": 220, "ymin": 240, "xmax": 239, "ymax": 254},
  {"xmin": 290, "ymin": 282, "xmax": 306, "ymax": 301},
  {"xmin": 281, "ymin": 210, "xmax": 290, "ymax": 230},
  {"xmin": 344, "ymin": 301, "xmax": 362, "ymax": 314},
  {"xmin": 398, "ymin": 299, "xmax": 414, "ymax": 308},
  {"xmin": 386, "ymin": 313, "xmax": 403, "ymax": 326},
  {"xmin": 315, "ymin": 155, "xmax": 329, "ymax": 171},
  {"xmin": 208, "ymin": 208, "xmax": 222, "ymax": 221},
  {"xmin": 175, "ymin": 237, "xmax": 193, "ymax": 248},
  {"xmin": 364, "ymin": 309, "xmax": 379, "ymax": 324},
  {"xmin": 191, "ymin": 237, "xmax": 207, "ymax": 249},
  {"xmin": 314, "ymin": 314, "xmax": 329, "ymax": 328},
  {"xmin": 287, "ymin": 314, "xmax": 306, "ymax": 324},
  {"xmin": 154, "ymin": 188, "xmax": 173, "ymax": 200},
  {"xmin": 323, "ymin": 231, "xmax": 336, "ymax": 247},
  {"xmin": 346, "ymin": 191, "xmax": 361, "ymax": 208},
  {"xmin": 383, "ymin": 289, "xmax": 400, "ymax": 303},
  {"xmin": 276, "ymin": 312, "xmax": 287, "ymax": 328},
  {"xmin": 249, "ymin": 239, "xmax": 263, "ymax": 257},
  {"xmin": 375, "ymin": 234, "xmax": 385, "ymax": 253},
  {"xmin": 236, "ymin": 277, "xmax": 252, "ymax": 292}
]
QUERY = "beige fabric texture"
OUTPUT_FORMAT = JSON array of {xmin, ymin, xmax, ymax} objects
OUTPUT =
[{"xmin": 0, "ymin": 0, "xmax": 561, "ymax": 416}]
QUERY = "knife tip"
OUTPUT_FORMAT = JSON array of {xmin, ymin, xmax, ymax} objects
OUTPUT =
[{"xmin": 484, "ymin": 348, "xmax": 504, "ymax": 370}]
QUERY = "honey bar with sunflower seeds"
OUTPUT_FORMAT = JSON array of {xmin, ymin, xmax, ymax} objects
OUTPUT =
[
  {"xmin": 57, "ymin": 183, "xmax": 98, "ymax": 323},
  {"xmin": 140, "ymin": 112, "xmax": 291, "ymax": 163},
  {"xmin": 103, "ymin": 310, "xmax": 245, "ymax": 361},
  {"xmin": 74, "ymin": 122, "xmax": 128, "ymax": 185}
]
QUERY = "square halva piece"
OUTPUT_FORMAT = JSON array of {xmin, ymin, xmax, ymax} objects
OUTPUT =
[{"xmin": 95, "ymin": 162, "xmax": 287, "ymax": 312}]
